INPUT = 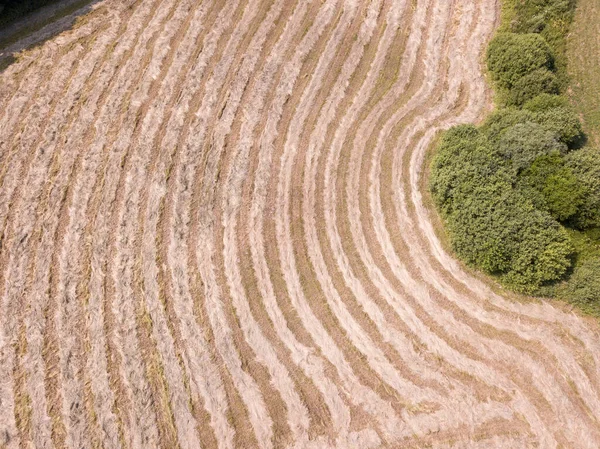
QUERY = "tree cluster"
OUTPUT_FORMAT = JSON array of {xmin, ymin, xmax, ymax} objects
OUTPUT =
[{"xmin": 430, "ymin": 0, "xmax": 600, "ymax": 299}]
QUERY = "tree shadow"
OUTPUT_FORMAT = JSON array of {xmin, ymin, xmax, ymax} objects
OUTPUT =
[
  {"xmin": 0, "ymin": 0, "xmax": 102, "ymax": 75},
  {"xmin": 570, "ymin": 131, "xmax": 588, "ymax": 150}
]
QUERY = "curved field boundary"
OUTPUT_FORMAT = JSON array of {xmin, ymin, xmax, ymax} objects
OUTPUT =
[{"xmin": 0, "ymin": 0, "xmax": 599, "ymax": 448}]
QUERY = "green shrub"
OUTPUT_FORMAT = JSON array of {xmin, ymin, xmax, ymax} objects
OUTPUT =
[
  {"xmin": 496, "ymin": 122, "xmax": 566, "ymax": 173},
  {"xmin": 505, "ymin": 68, "xmax": 559, "ymax": 106},
  {"xmin": 446, "ymin": 175, "xmax": 517, "ymax": 274},
  {"xmin": 431, "ymin": 124, "xmax": 574, "ymax": 291},
  {"xmin": 563, "ymin": 257, "xmax": 600, "ymax": 308},
  {"xmin": 533, "ymin": 107, "xmax": 583, "ymax": 147},
  {"xmin": 446, "ymin": 186, "xmax": 574, "ymax": 291},
  {"xmin": 521, "ymin": 94, "xmax": 583, "ymax": 145},
  {"xmin": 500, "ymin": 207, "xmax": 573, "ymax": 291},
  {"xmin": 518, "ymin": 153, "xmax": 584, "ymax": 221},
  {"xmin": 483, "ymin": 96, "xmax": 581, "ymax": 147},
  {"xmin": 487, "ymin": 33, "xmax": 555, "ymax": 89},
  {"xmin": 501, "ymin": 0, "xmax": 577, "ymax": 88},
  {"xmin": 566, "ymin": 147, "xmax": 600, "ymax": 229},
  {"xmin": 522, "ymin": 93, "xmax": 568, "ymax": 111},
  {"xmin": 429, "ymin": 0, "xmax": 596, "ymax": 302},
  {"xmin": 543, "ymin": 171, "xmax": 584, "ymax": 221},
  {"xmin": 430, "ymin": 125, "xmax": 506, "ymax": 215},
  {"xmin": 506, "ymin": 0, "xmax": 576, "ymax": 34},
  {"xmin": 481, "ymin": 108, "xmax": 535, "ymax": 143}
]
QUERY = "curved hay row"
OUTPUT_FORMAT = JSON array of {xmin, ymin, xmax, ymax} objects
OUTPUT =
[{"xmin": 0, "ymin": 0, "xmax": 599, "ymax": 448}]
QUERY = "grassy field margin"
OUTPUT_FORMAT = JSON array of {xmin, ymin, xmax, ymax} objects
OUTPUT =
[{"xmin": 567, "ymin": 0, "xmax": 600, "ymax": 146}]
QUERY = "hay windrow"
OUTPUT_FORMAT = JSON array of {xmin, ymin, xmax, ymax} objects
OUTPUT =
[{"xmin": 0, "ymin": 1, "xmax": 599, "ymax": 448}]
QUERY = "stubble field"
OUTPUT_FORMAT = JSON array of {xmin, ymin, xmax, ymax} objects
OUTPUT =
[{"xmin": 1, "ymin": 0, "xmax": 600, "ymax": 448}]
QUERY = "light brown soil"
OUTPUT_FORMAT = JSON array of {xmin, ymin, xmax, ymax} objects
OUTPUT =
[{"xmin": 1, "ymin": 1, "xmax": 599, "ymax": 448}]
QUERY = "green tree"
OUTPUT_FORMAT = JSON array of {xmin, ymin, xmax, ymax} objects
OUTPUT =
[
  {"xmin": 506, "ymin": 68, "xmax": 559, "ymax": 107},
  {"xmin": 487, "ymin": 33, "xmax": 555, "ymax": 89},
  {"xmin": 481, "ymin": 108, "xmax": 535, "ymax": 143},
  {"xmin": 563, "ymin": 257, "xmax": 600, "ymax": 309},
  {"xmin": 496, "ymin": 122, "xmax": 566, "ymax": 173},
  {"xmin": 518, "ymin": 153, "xmax": 584, "ymax": 221},
  {"xmin": 430, "ymin": 123, "xmax": 574, "ymax": 291},
  {"xmin": 501, "ymin": 206, "xmax": 573, "ymax": 291},
  {"xmin": 522, "ymin": 93, "xmax": 568, "ymax": 111},
  {"xmin": 566, "ymin": 147, "xmax": 600, "ymax": 229},
  {"xmin": 522, "ymin": 95, "xmax": 583, "ymax": 146}
]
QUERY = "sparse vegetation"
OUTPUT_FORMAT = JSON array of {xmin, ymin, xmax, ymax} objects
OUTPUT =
[{"xmin": 431, "ymin": 0, "xmax": 600, "ymax": 309}]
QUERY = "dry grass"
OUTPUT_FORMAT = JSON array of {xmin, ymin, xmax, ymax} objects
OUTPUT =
[{"xmin": 0, "ymin": 1, "xmax": 599, "ymax": 448}]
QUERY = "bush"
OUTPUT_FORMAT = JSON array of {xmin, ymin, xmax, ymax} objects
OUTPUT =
[
  {"xmin": 496, "ymin": 122, "xmax": 566, "ymax": 173},
  {"xmin": 518, "ymin": 153, "xmax": 584, "ymax": 221},
  {"xmin": 446, "ymin": 175, "xmax": 517, "ymax": 274},
  {"xmin": 506, "ymin": 0, "xmax": 576, "ymax": 34},
  {"xmin": 487, "ymin": 33, "xmax": 555, "ymax": 89},
  {"xmin": 566, "ymin": 147, "xmax": 600, "ymax": 229},
  {"xmin": 534, "ymin": 106, "xmax": 583, "ymax": 147},
  {"xmin": 429, "ymin": 0, "xmax": 595, "ymax": 302},
  {"xmin": 431, "ymin": 124, "xmax": 574, "ymax": 291},
  {"xmin": 500, "ymin": 207, "xmax": 573, "ymax": 291},
  {"xmin": 563, "ymin": 257, "xmax": 600, "ymax": 308},
  {"xmin": 481, "ymin": 108, "xmax": 535, "ymax": 143},
  {"xmin": 430, "ymin": 125, "xmax": 506, "ymax": 215},
  {"xmin": 522, "ymin": 95, "xmax": 583, "ymax": 146},
  {"xmin": 522, "ymin": 93, "xmax": 568, "ymax": 112},
  {"xmin": 483, "ymin": 96, "xmax": 582, "ymax": 148},
  {"xmin": 543, "ymin": 171, "xmax": 584, "ymax": 221},
  {"xmin": 446, "ymin": 185, "xmax": 574, "ymax": 291},
  {"xmin": 505, "ymin": 68, "xmax": 559, "ymax": 106}
]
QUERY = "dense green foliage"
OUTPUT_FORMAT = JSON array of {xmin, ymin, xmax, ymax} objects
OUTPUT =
[
  {"xmin": 518, "ymin": 153, "xmax": 584, "ymax": 221},
  {"xmin": 430, "ymin": 0, "xmax": 600, "ymax": 307},
  {"xmin": 563, "ymin": 258, "xmax": 600, "ymax": 309},
  {"xmin": 549, "ymin": 229, "xmax": 600, "ymax": 314},
  {"xmin": 487, "ymin": 33, "xmax": 554, "ymax": 90},
  {"xmin": 506, "ymin": 68, "xmax": 559, "ymax": 106},
  {"xmin": 500, "ymin": 0, "xmax": 577, "ymax": 86},
  {"xmin": 430, "ymin": 121, "xmax": 576, "ymax": 292},
  {"xmin": 566, "ymin": 147, "xmax": 600, "ymax": 228},
  {"xmin": 527, "ymin": 104, "xmax": 583, "ymax": 146}
]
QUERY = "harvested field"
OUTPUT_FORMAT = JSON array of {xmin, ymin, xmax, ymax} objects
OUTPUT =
[{"xmin": 1, "ymin": 0, "xmax": 600, "ymax": 448}]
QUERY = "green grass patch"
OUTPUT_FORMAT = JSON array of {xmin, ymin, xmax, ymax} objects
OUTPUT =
[{"xmin": 567, "ymin": 0, "xmax": 600, "ymax": 146}]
